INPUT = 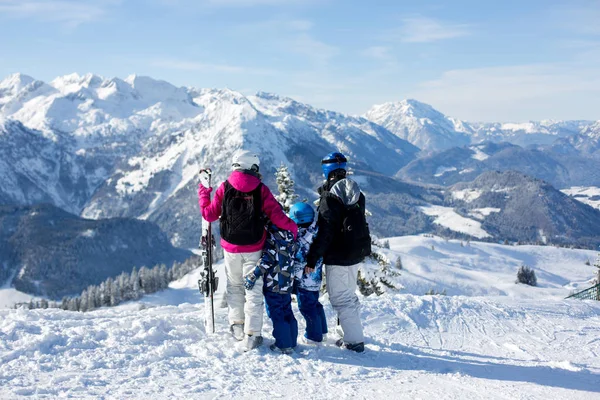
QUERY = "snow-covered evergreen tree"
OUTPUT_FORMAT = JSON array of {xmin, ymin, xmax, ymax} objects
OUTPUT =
[
  {"xmin": 103, "ymin": 278, "xmax": 113, "ymax": 307},
  {"xmin": 110, "ymin": 279, "xmax": 120, "ymax": 306},
  {"xmin": 395, "ymin": 256, "xmax": 403, "ymax": 270},
  {"xmin": 159, "ymin": 264, "xmax": 169, "ymax": 290},
  {"xmin": 516, "ymin": 265, "xmax": 537, "ymax": 286},
  {"xmin": 87, "ymin": 286, "xmax": 97, "ymax": 310},
  {"xmin": 118, "ymin": 272, "xmax": 129, "ymax": 301},
  {"xmin": 139, "ymin": 266, "xmax": 149, "ymax": 293},
  {"xmin": 274, "ymin": 163, "xmax": 298, "ymax": 213},
  {"xmin": 358, "ymin": 236, "xmax": 402, "ymax": 296},
  {"xmin": 130, "ymin": 267, "xmax": 141, "ymax": 299},
  {"xmin": 80, "ymin": 289, "xmax": 89, "ymax": 312},
  {"xmin": 95, "ymin": 283, "xmax": 104, "ymax": 307}
]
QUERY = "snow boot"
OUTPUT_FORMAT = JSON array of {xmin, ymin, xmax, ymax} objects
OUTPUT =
[
  {"xmin": 336, "ymin": 338, "xmax": 365, "ymax": 353},
  {"xmin": 269, "ymin": 343, "xmax": 294, "ymax": 355},
  {"xmin": 242, "ymin": 334, "xmax": 263, "ymax": 351},
  {"xmin": 301, "ymin": 336, "xmax": 322, "ymax": 346},
  {"xmin": 230, "ymin": 324, "xmax": 244, "ymax": 341}
]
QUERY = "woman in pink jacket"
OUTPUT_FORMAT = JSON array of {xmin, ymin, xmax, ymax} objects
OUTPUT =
[{"xmin": 198, "ymin": 150, "xmax": 298, "ymax": 351}]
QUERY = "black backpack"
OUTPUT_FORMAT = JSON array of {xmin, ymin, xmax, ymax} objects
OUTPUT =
[
  {"xmin": 340, "ymin": 200, "xmax": 371, "ymax": 260},
  {"xmin": 220, "ymin": 181, "xmax": 265, "ymax": 245}
]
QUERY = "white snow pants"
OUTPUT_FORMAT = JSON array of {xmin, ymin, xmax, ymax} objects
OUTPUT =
[
  {"xmin": 224, "ymin": 250, "xmax": 264, "ymax": 335},
  {"xmin": 326, "ymin": 264, "xmax": 364, "ymax": 344}
]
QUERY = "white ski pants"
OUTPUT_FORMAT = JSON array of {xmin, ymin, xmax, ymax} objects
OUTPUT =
[
  {"xmin": 224, "ymin": 250, "xmax": 264, "ymax": 335},
  {"xmin": 326, "ymin": 264, "xmax": 364, "ymax": 344}
]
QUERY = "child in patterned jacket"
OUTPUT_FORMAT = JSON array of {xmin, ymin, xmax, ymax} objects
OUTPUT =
[
  {"xmin": 243, "ymin": 223, "xmax": 298, "ymax": 354},
  {"xmin": 289, "ymin": 202, "xmax": 328, "ymax": 344}
]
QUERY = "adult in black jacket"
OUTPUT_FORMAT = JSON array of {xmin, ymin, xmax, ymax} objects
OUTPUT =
[{"xmin": 306, "ymin": 152, "xmax": 371, "ymax": 353}]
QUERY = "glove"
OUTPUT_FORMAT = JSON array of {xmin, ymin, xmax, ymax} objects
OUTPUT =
[
  {"xmin": 304, "ymin": 261, "xmax": 315, "ymax": 275},
  {"xmin": 198, "ymin": 168, "xmax": 212, "ymax": 189},
  {"xmin": 198, "ymin": 184, "xmax": 213, "ymax": 209},
  {"xmin": 244, "ymin": 271, "xmax": 259, "ymax": 290}
]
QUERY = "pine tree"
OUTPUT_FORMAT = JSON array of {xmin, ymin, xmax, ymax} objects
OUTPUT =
[
  {"xmin": 395, "ymin": 256, "xmax": 403, "ymax": 270},
  {"xmin": 159, "ymin": 264, "xmax": 169, "ymax": 290},
  {"xmin": 130, "ymin": 267, "xmax": 141, "ymax": 299},
  {"xmin": 80, "ymin": 289, "xmax": 89, "ymax": 312},
  {"xmin": 87, "ymin": 286, "xmax": 97, "ymax": 310},
  {"xmin": 360, "ymin": 238, "xmax": 401, "ymax": 296},
  {"xmin": 118, "ymin": 272, "xmax": 129, "ymax": 301},
  {"xmin": 274, "ymin": 163, "xmax": 298, "ymax": 213},
  {"xmin": 68, "ymin": 298, "xmax": 78, "ymax": 311},
  {"xmin": 103, "ymin": 278, "xmax": 113, "ymax": 307},
  {"xmin": 110, "ymin": 279, "xmax": 120, "ymax": 306},
  {"xmin": 139, "ymin": 266, "xmax": 149, "ymax": 293},
  {"xmin": 40, "ymin": 299, "xmax": 49, "ymax": 309},
  {"xmin": 516, "ymin": 265, "xmax": 537, "ymax": 286},
  {"xmin": 95, "ymin": 283, "xmax": 103, "ymax": 306}
]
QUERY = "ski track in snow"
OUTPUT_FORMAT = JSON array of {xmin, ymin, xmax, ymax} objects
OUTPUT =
[{"xmin": 1, "ymin": 237, "xmax": 600, "ymax": 399}]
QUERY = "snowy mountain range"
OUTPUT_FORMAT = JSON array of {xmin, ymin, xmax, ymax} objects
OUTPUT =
[
  {"xmin": 397, "ymin": 141, "xmax": 600, "ymax": 189},
  {"xmin": 444, "ymin": 171, "xmax": 600, "ymax": 247},
  {"xmin": 365, "ymin": 99, "xmax": 596, "ymax": 152},
  {"xmin": 1, "ymin": 72, "xmax": 600, "ymax": 253},
  {"xmin": 0, "ymin": 72, "xmax": 421, "ymax": 249}
]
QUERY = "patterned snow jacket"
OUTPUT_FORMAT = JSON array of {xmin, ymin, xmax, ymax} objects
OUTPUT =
[
  {"xmin": 292, "ymin": 222, "xmax": 324, "ymax": 292},
  {"xmin": 254, "ymin": 224, "xmax": 298, "ymax": 294}
]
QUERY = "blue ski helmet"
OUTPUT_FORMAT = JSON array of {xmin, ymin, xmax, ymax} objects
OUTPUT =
[
  {"xmin": 321, "ymin": 151, "xmax": 347, "ymax": 179},
  {"xmin": 288, "ymin": 202, "xmax": 315, "ymax": 225}
]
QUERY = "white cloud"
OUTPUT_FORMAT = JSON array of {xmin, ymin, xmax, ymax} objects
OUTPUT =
[
  {"xmin": 152, "ymin": 59, "xmax": 277, "ymax": 75},
  {"xmin": 392, "ymin": 16, "xmax": 470, "ymax": 43},
  {"xmin": 289, "ymin": 33, "xmax": 340, "ymax": 65},
  {"xmin": 361, "ymin": 46, "xmax": 392, "ymax": 61},
  {"xmin": 236, "ymin": 18, "xmax": 313, "ymax": 33},
  {"xmin": 550, "ymin": 3, "xmax": 600, "ymax": 36},
  {"xmin": 0, "ymin": 0, "xmax": 115, "ymax": 27},
  {"xmin": 234, "ymin": 18, "xmax": 339, "ymax": 66},
  {"xmin": 288, "ymin": 19, "xmax": 313, "ymax": 31},
  {"xmin": 408, "ymin": 63, "xmax": 600, "ymax": 121}
]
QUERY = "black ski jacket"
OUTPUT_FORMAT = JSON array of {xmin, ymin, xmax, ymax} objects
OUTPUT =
[{"xmin": 306, "ymin": 176, "xmax": 368, "ymax": 268}]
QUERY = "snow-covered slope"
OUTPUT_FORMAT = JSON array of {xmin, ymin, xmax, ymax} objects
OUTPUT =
[
  {"xmin": 562, "ymin": 186, "xmax": 600, "ymax": 210},
  {"xmin": 1, "ymin": 236, "xmax": 599, "ymax": 399}
]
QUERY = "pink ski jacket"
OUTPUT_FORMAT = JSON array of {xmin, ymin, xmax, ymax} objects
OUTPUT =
[{"xmin": 198, "ymin": 170, "xmax": 298, "ymax": 253}]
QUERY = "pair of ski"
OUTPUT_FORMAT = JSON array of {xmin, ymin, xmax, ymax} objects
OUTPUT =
[{"xmin": 198, "ymin": 169, "xmax": 218, "ymax": 334}]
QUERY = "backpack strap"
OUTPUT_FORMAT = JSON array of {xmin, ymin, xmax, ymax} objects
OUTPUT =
[
  {"xmin": 221, "ymin": 180, "xmax": 233, "ymax": 221},
  {"xmin": 252, "ymin": 182, "xmax": 263, "ymax": 221}
]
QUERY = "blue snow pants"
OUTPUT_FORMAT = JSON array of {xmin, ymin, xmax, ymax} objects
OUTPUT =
[
  {"xmin": 296, "ymin": 288, "xmax": 328, "ymax": 342},
  {"xmin": 264, "ymin": 291, "xmax": 298, "ymax": 349}
]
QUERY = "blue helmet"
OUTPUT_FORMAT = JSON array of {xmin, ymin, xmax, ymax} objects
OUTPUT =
[
  {"xmin": 321, "ymin": 151, "xmax": 347, "ymax": 179},
  {"xmin": 288, "ymin": 202, "xmax": 315, "ymax": 225}
]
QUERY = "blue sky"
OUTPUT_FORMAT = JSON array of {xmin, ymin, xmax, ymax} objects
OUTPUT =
[{"xmin": 0, "ymin": 0, "xmax": 599, "ymax": 121}]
